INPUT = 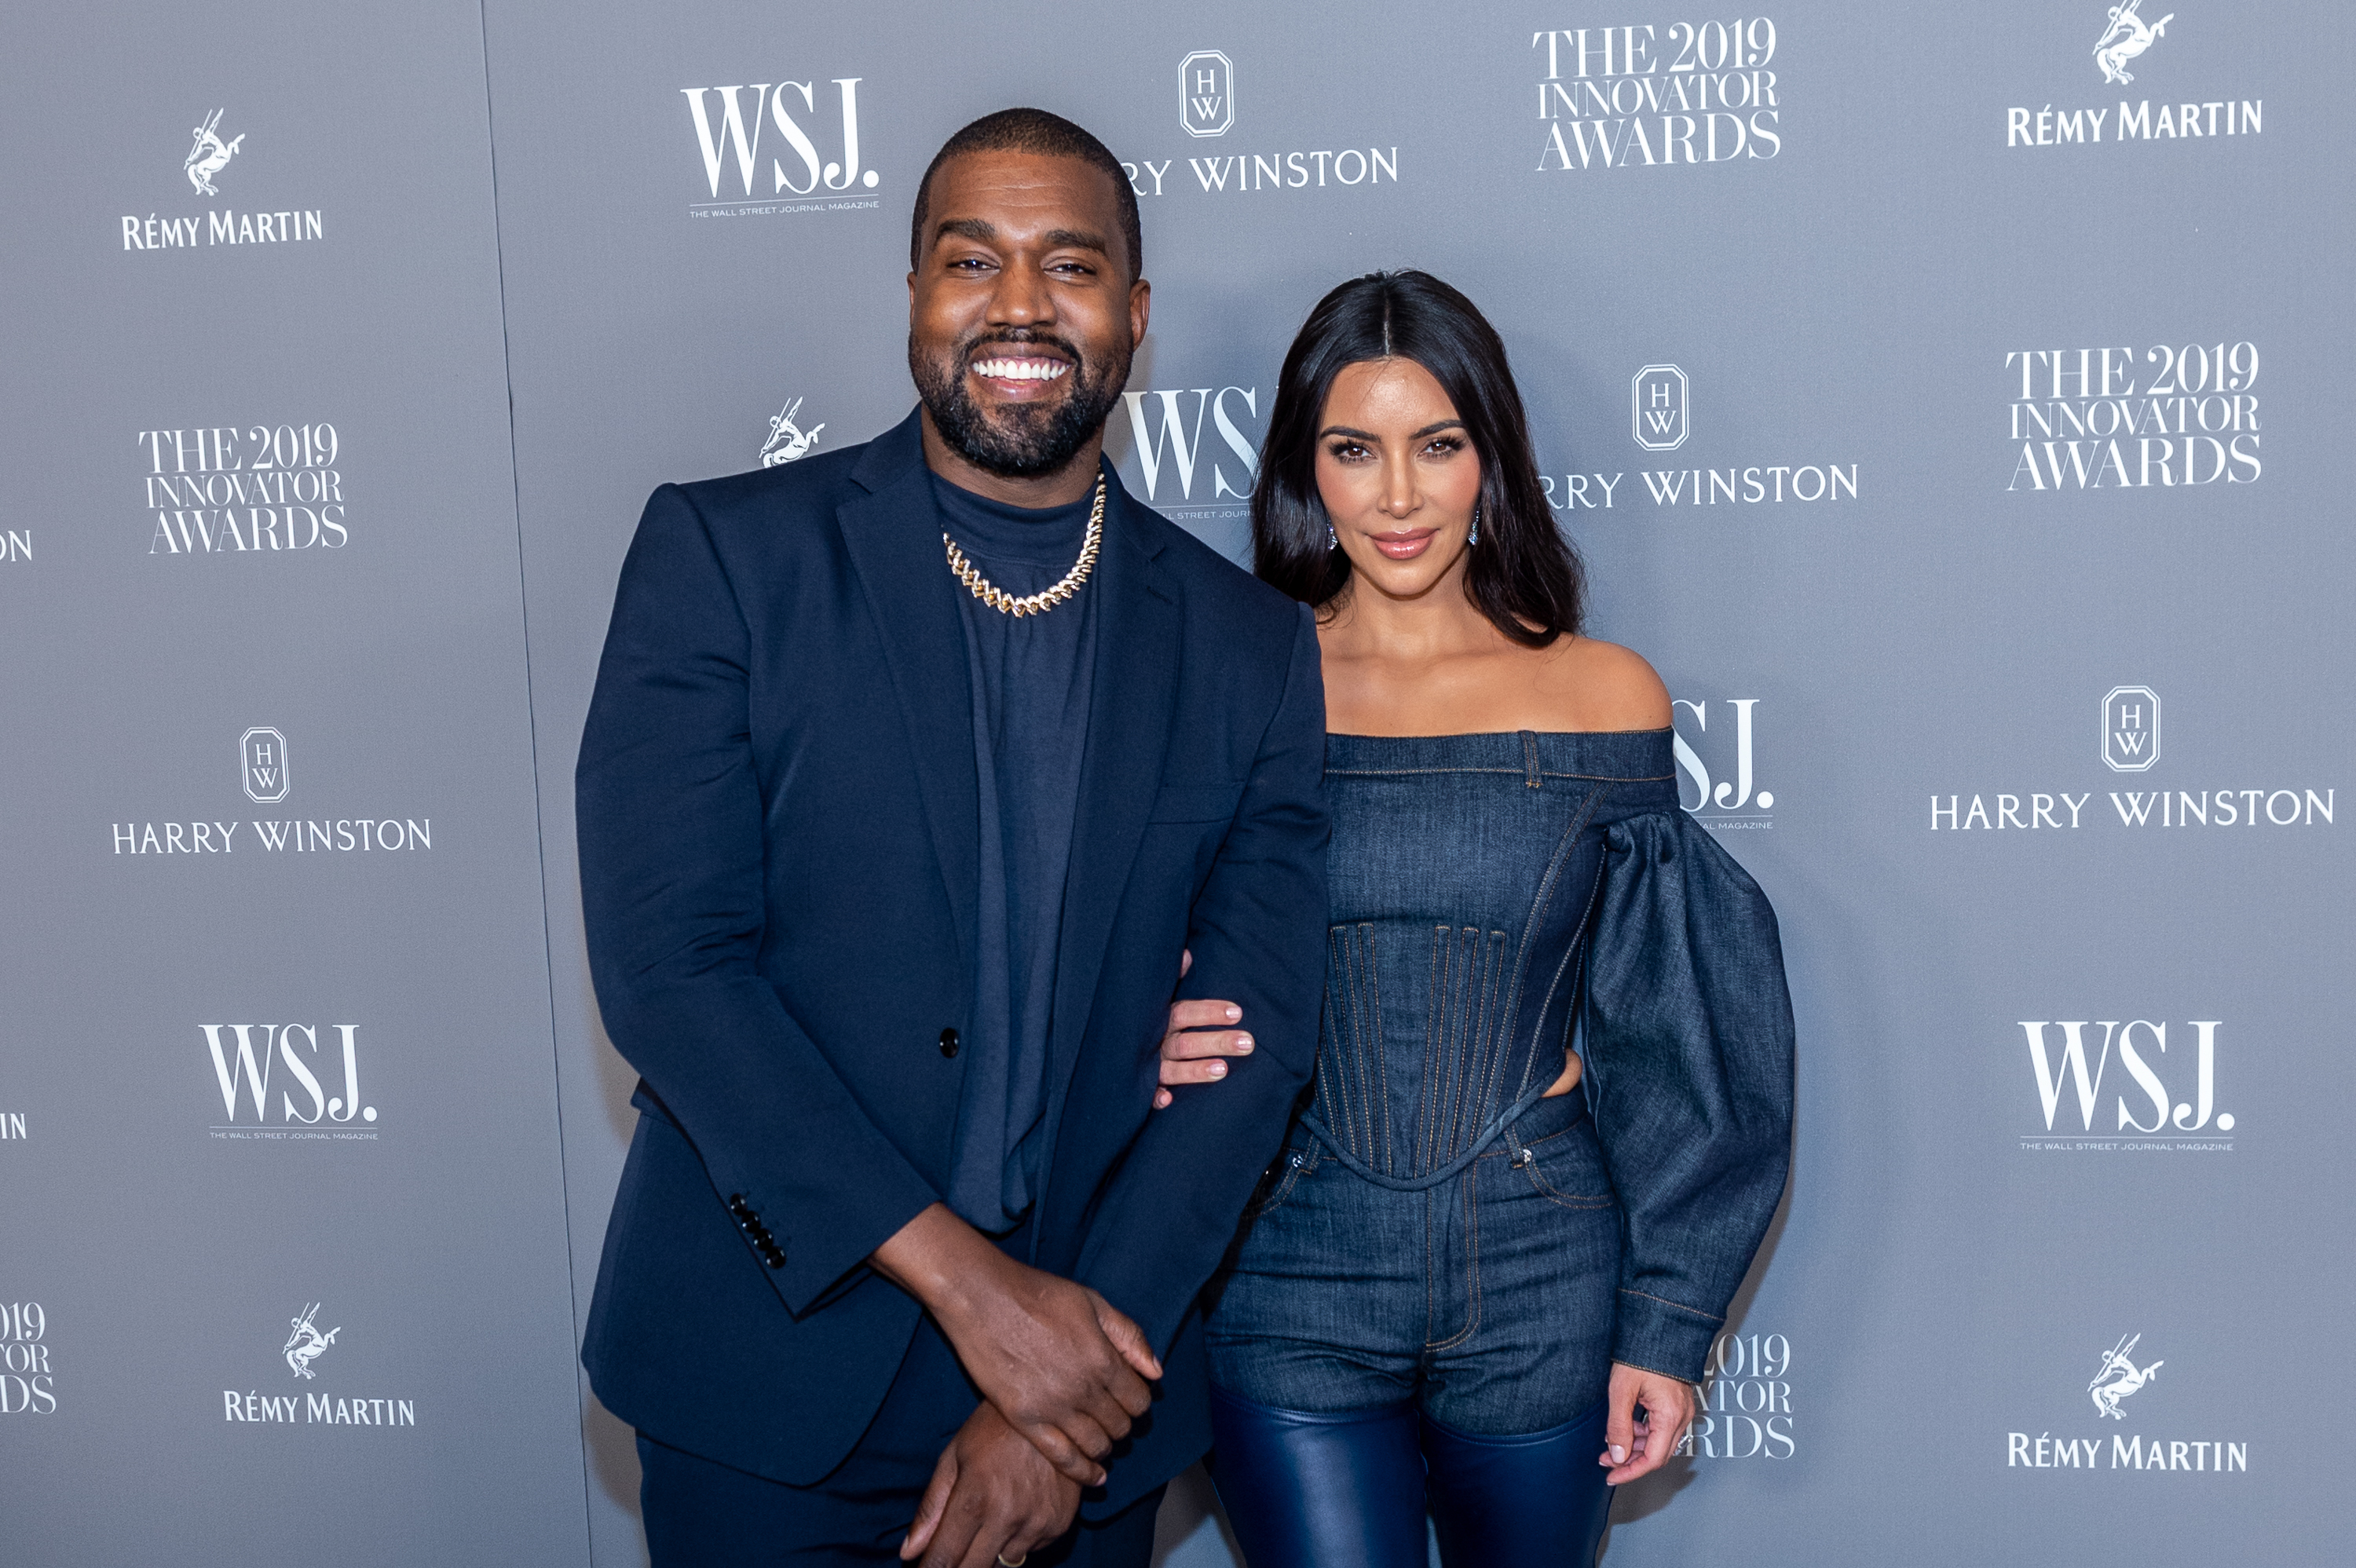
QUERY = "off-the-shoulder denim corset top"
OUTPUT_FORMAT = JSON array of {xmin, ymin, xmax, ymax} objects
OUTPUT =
[{"xmin": 1304, "ymin": 729, "xmax": 1680, "ymax": 1189}]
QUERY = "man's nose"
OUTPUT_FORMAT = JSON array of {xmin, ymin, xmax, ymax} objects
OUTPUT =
[{"xmin": 986, "ymin": 261, "xmax": 1054, "ymax": 326}]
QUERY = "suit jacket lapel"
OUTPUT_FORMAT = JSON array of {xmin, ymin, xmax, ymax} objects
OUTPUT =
[
  {"xmin": 837, "ymin": 413, "xmax": 979, "ymax": 972},
  {"xmin": 1040, "ymin": 476, "xmax": 1180, "ymax": 1173}
]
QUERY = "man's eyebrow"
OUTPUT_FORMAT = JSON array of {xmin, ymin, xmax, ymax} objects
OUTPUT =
[
  {"xmin": 1041, "ymin": 228, "xmax": 1110, "ymax": 256},
  {"xmin": 933, "ymin": 217, "xmax": 997, "ymax": 248}
]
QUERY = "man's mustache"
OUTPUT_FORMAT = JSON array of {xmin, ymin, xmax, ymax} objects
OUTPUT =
[{"xmin": 958, "ymin": 330, "xmax": 1086, "ymax": 370}]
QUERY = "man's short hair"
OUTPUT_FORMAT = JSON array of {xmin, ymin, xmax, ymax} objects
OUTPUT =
[{"xmin": 909, "ymin": 108, "xmax": 1143, "ymax": 283}]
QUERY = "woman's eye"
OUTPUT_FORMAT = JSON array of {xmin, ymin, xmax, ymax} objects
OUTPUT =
[
  {"xmin": 1326, "ymin": 442, "xmax": 1368, "ymax": 462},
  {"xmin": 1425, "ymin": 437, "xmax": 1465, "ymax": 457}
]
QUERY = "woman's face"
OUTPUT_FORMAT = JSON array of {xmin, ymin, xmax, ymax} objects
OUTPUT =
[{"xmin": 1312, "ymin": 356, "xmax": 1483, "ymax": 605}]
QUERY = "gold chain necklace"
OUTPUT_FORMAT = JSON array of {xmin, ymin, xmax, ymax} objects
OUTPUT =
[{"xmin": 942, "ymin": 474, "xmax": 1105, "ymax": 618}]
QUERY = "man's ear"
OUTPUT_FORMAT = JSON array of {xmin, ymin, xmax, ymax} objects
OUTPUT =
[{"xmin": 1129, "ymin": 278, "xmax": 1151, "ymax": 349}]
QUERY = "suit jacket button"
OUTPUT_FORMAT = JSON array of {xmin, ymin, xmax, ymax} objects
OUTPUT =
[{"xmin": 939, "ymin": 1028, "xmax": 960, "ymax": 1059}]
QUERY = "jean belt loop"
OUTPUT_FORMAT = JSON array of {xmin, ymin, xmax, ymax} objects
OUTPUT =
[{"xmin": 1520, "ymin": 730, "xmax": 1542, "ymax": 791}]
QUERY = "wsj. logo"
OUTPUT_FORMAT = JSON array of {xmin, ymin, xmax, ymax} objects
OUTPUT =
[
  {"xmin": 759, "ymin": 397, "xmax": 824, "ymax": 466},
  {"xmin": 1673, "ymin": 698, "xmax": 1772, "ymax": 829},
  {"xmin": 240, "ymin": 727, "xmax": 289, "ymax": 803},
  {"xmin": 204, "ymin": 1024, "xmax": 377, "ymax": 1128},
  {"xmin": 2102, "ymin": 686, "xmax": 2159, "ymax": 772},
  {"xmin": 1181, "ymin": 51, "xmax": 1235, "ymax": 137},
  {"xmin": 1632, "ymin": 365, "xmax": 1688, "ymax": 451},
  {"xmin": 2018, "ymin": 1019, "xmax": 2232, "ymax": 1138},
  {"xmin": 284, "ymin": 1304, "xmax": 338, "ymax": 1380},
  {"xmin": 1117, "ymin": 387, "xmax": 1262, "ymax": 509},
  {"xmin": 2094, "ymin": 2, "xmax": 2171, "ymax": 85},
  {"xmin": 2088, "ymin": 1332, "xmax": 2160, "ymax": 1418},
  {"xmin": 681, "ymin": 79, "xmax": 875, "ymax": 204},
  {"xmin": 185, "ymin": 109, "xmax": 243, "ymax": 196}
]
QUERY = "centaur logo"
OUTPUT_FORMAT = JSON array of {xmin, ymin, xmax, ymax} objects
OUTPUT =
[
  {"xmin": 2088, "ymin": 1332, "xmax": 2160, "ymax": 1417},
  {"xmin": 2102, "ymin": 686, "xmax": 2159, "ymax": 771},
  {"xmin": 185, "ymin": 109, "xmax": 243, "ymax": 196},
  {"xmin": 284, "ymin": 1304, "xmax": 338, "ymax": 1379},
  {"xmin": 2094, "ymin": 2, "xmax": 2171, "ymax": 85},
  {"xmin": 680, "ymin": 79, "xmax": 876, "ymax": 215},
  {"xmin": 2007, "ymin": 1330, "xmax": 2244, "ymax": 1472},
  {"xmin": 759, "ymin": 398, "xmax": 824, "ymax": 466},
  {"xmin": 2017, "ymin": 1018, "xmax": 2232, "ymax": 1146},
  {"xmin": 1181, "ymin": 52, "xmax": 1235, "ymax": 137}
]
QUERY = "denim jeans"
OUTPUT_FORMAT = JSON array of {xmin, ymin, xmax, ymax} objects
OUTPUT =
[{"xmin": 1205, "ymin": 1089, "xmax": 1618, "ymax": 1434}]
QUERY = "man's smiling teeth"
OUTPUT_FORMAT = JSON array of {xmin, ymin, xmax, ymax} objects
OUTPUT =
[{"xmin": 972, "ymin": 358, "xmax": 1069, "ymax": 382}]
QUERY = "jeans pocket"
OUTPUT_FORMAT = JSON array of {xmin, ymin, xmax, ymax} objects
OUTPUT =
[
  {"xmin": 1514, "ymin": 1119, "xmax": 1615, "ymax": 1211},
  {"xmin": 1246, "ymin": 1142, "xmax": 1318, "ymax": 1220}
]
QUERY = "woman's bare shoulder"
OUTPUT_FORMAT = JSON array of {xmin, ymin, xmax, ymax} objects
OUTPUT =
[{"xmin": 1527, "ymin": 635, "xmax": 1672, "ymax": 732}]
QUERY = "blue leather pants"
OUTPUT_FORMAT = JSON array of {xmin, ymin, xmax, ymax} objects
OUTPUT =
[{"xmin": 1208, "ymin": 1383, "xmax": 1613, "ymax": 1567}]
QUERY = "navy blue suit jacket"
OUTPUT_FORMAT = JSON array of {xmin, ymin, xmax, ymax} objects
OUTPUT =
[{"xmin": 576, "ymin": 411, "xmax": 1328, "ymax": 1511}]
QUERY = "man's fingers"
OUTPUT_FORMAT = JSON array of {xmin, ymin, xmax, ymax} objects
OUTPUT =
[
  {"xmin": 902, "ymin": 1446, "xmax": 960, "ymax": 1560},
  {"xmin": 1091, "ymin": 1294, "xmax": 1163, "ymax": 1383},
  {"xmin": 1015, "ymin": 1420, "xmax": 1103, "ymax": 1487}
]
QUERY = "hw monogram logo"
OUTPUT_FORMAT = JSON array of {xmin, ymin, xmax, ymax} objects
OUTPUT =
[
  {"xmin": 240, "ymin": 727, "xmax": 289, "ymax": 803},
  {"xmin": 1632, "ymin": 365, "xmax": 1688, "ymax": 451},
  {"xmin": 1180, "ymin": 51, "xmax": 1234, "ymax": 138},
  {"xmin": 2094, "ymin": 2, "xmax": 2172, "ymax": 86},
  {"xmin": 2102, "ymin": 686, "xmax": 2160, "ymax": 772}
]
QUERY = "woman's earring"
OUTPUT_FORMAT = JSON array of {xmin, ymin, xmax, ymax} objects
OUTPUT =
[
  {"xmin": 1328, "ymin": 524, "xmax": 1339, "ymax": 550},
  {"xmin": 1468, "ymin": 504, "xmax": 1480, "ymax": 546}
]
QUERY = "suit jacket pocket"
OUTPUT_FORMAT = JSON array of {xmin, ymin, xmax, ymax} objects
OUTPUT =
[{"xmin": 1147, "ymin": 780, "xmax": 1246, "ymax": 824}]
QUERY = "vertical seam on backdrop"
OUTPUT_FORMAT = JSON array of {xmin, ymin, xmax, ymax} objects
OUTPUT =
[{"xmin": 471, "ymin": 0, "xmax": 601, "ymax": 1546}]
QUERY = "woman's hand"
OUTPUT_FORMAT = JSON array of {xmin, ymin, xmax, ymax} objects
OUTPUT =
[
  {"xmin": 1597, "ymin": 1361, "xmax": 1696, "ymax": 1485},
  {"xmin": 1154, "ymin": 949, "xmax": 1253, "ymax": 1109}
]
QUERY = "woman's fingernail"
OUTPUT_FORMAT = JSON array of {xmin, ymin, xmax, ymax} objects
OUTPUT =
[
  {"xmin": 1235, "ymin": 1035, "xmax": 1253, "ymax": 1051},
  {"xmin": 1208, "ymin": 1062, "xmax": 1226, "ymax": 1077},
  {"xmin": 1226, "ymin": 1006, "xmax": 1242, "ymax": 1022},
  {"xmin": 1611, "ymin": 1445, "xmax": 1627, "ymax": 1463}
]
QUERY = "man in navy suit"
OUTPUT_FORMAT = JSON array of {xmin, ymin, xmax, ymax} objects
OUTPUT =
[{"xmin": 576, "ymin": 108, "xmax": 1328, "ymax": 1566}]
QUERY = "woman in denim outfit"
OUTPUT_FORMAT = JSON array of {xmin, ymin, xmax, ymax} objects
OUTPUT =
[{"xmin": 1175, "ymin": 272, "xmax": 1794, "ymax": 1566}]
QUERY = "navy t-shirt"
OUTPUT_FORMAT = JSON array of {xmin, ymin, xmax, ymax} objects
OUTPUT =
[{"xmin": 931, "ymin": 468, "xmax": 1101, "ymax": 1233}]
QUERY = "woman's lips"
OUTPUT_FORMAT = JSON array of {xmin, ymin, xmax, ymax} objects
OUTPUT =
[{"xmin": 1366, "ymin": 528, "xmax": 1437, "ymax": 560}]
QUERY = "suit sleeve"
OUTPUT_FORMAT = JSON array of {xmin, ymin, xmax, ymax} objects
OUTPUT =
[
  {"xmin": 576, "ymin": 484, "xmax": 941, "ymax": 1314},
  {"xmin": 1070, "ymin": 604, "xmax": 1330, "ymax": 1354}
]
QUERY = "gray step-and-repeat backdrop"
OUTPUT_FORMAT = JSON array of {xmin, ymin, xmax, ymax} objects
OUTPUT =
[{"xmin": 5, "ymin": 2, "xmax": 2348, "ymax": 1563}]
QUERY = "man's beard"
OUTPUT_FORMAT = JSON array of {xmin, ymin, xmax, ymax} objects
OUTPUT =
[{"xmin": 910, "ymin": 327, "xmax": 1129, "ymax": 480}]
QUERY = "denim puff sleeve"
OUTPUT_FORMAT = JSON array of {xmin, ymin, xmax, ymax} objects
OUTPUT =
[{"xmin": 1579, "ymin": 810, "xmax": 1794, "ymax": 1382}]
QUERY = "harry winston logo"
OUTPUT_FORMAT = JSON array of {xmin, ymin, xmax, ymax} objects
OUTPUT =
[
  {"xmin": 1632, "ymin": 365, "xmax": 1688, "ymax": 451},
  {"xmin": 240, "ymin": 728, "xmax": 289, "ymax": 803},
  {"xmin": 185, "ymin": 110, "xmax": 243, "ymax": 196},
  {"xmin": 2094, "ymin": 2, "xmax": 2172, "ymax": 86},
  {"xmin": 1180, "ymin": 52, "xmax": 1234, "ymax": 137},
  {"xmin": 2102, "ymin": 687, "xmax": 2159, "ymax": 772}
]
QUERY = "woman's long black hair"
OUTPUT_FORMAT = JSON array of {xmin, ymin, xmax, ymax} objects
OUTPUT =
[{"xmin": 1250, "ymin": 270, "xmax": 1584, "ymax": 646}]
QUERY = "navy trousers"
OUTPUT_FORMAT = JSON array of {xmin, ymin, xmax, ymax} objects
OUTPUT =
[{"xmin": 638, "ymin": 1318, "xmax": 1164, "ymax": 1566}]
